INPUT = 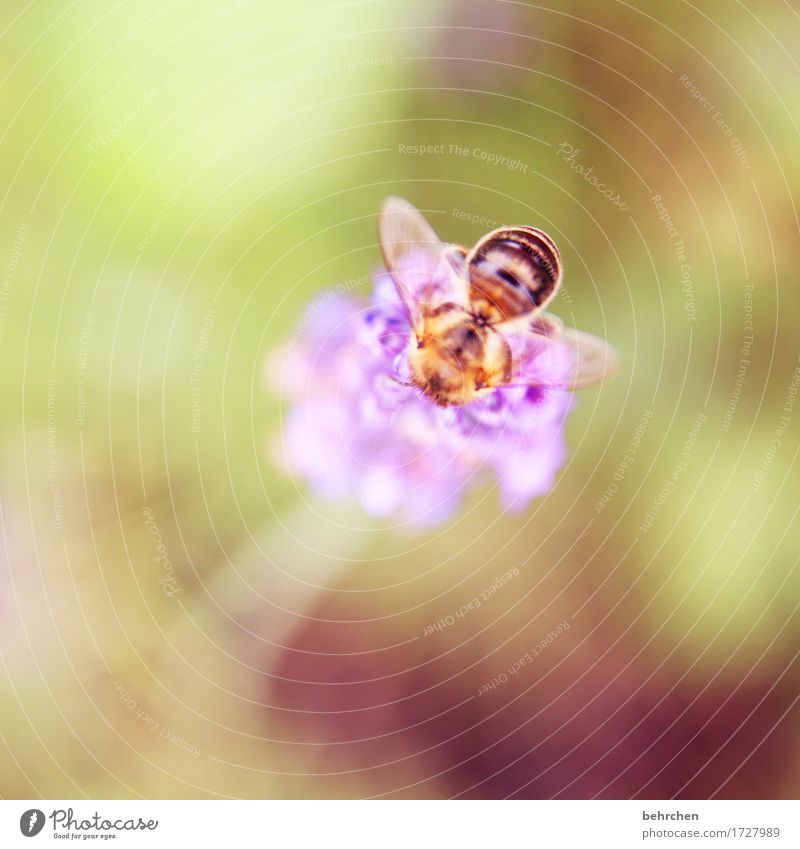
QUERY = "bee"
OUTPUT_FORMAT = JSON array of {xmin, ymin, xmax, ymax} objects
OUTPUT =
[{"xmin": 378, "ymin": 197, "xmax": 618, "ymax": 407}]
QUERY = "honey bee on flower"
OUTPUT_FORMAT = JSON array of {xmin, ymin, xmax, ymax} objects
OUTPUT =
[
  {"xmin": 269, "ymin": 198, "xmax": 618, "ymax": 527},
  {"xmin": 378, "ymin": 197, "xmax": 617, "ymax": 406}
]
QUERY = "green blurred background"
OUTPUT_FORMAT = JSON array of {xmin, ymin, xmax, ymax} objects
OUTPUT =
[{"xmin": 1, "ymin": 0, "xmax": 799, "ymax": 798}]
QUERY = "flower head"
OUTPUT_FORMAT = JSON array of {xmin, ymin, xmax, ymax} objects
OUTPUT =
[{"xmin": 268, "ymin": 268, "xmax": 575, "ymax": 528}]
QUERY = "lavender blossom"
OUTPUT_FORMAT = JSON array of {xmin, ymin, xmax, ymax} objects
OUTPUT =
[{"xmin": 268, "ymin": 265, "xmax": 575, "ymax": 528}]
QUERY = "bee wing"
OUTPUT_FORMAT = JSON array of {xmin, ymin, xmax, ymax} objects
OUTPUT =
[
  {"xmin": 491, "ymin": 313, "xmax": 618, "ymax": 390},
  {"xmin": 552, "ymin": 327, "xmax": 619, "ymax": 388},
  {"xmin": 527, "ymin": 311, "xmax": 565, "ymax": 338},
  {"xmin": 378, "ymin": 197, "xmax": 469, "ymax": 337}
]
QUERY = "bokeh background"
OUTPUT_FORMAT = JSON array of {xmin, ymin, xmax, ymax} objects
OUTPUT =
[{"xmin": 1, "ymin": 0, "xmax": 799, "ymax": 799}]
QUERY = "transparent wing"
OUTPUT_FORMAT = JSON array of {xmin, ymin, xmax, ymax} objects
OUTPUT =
[
  {"xmin": 378, "ymin": 197, "xmax": 469, "ymax": 337},
  {"xmin": 491, "ymin": 313, "xmax": 618, "ymax": 390},
  {"xmin": 527, "ymin": 311, "xmax": 564, "ymax": 338},
  {"xmin": 552, "ymin": 327, "xmax": 619, "ymax": 388}
]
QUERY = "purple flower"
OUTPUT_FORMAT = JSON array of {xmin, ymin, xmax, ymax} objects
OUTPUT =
[{"xmin": 267, "ymin": 269, "xmax": 575, "ymax": 529}]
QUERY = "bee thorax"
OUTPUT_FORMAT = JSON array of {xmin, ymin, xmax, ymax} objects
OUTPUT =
[{"xmin": 408, "ymin": 317, "xmax": 511, "ymax": 406}]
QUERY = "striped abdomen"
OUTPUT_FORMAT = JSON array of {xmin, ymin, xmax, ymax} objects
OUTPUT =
[{"xmin": 466, "ymin": 226, "xmax": 562, "ymax": 323}]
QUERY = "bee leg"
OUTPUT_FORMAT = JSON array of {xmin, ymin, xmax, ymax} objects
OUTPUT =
[
  {"xmin": 387, "ymin": 375, "xmax": 414, "ymax": 388},
  {"xmin": 473, "ymin": 369, "xmax": 492, "ymax": 392}
]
